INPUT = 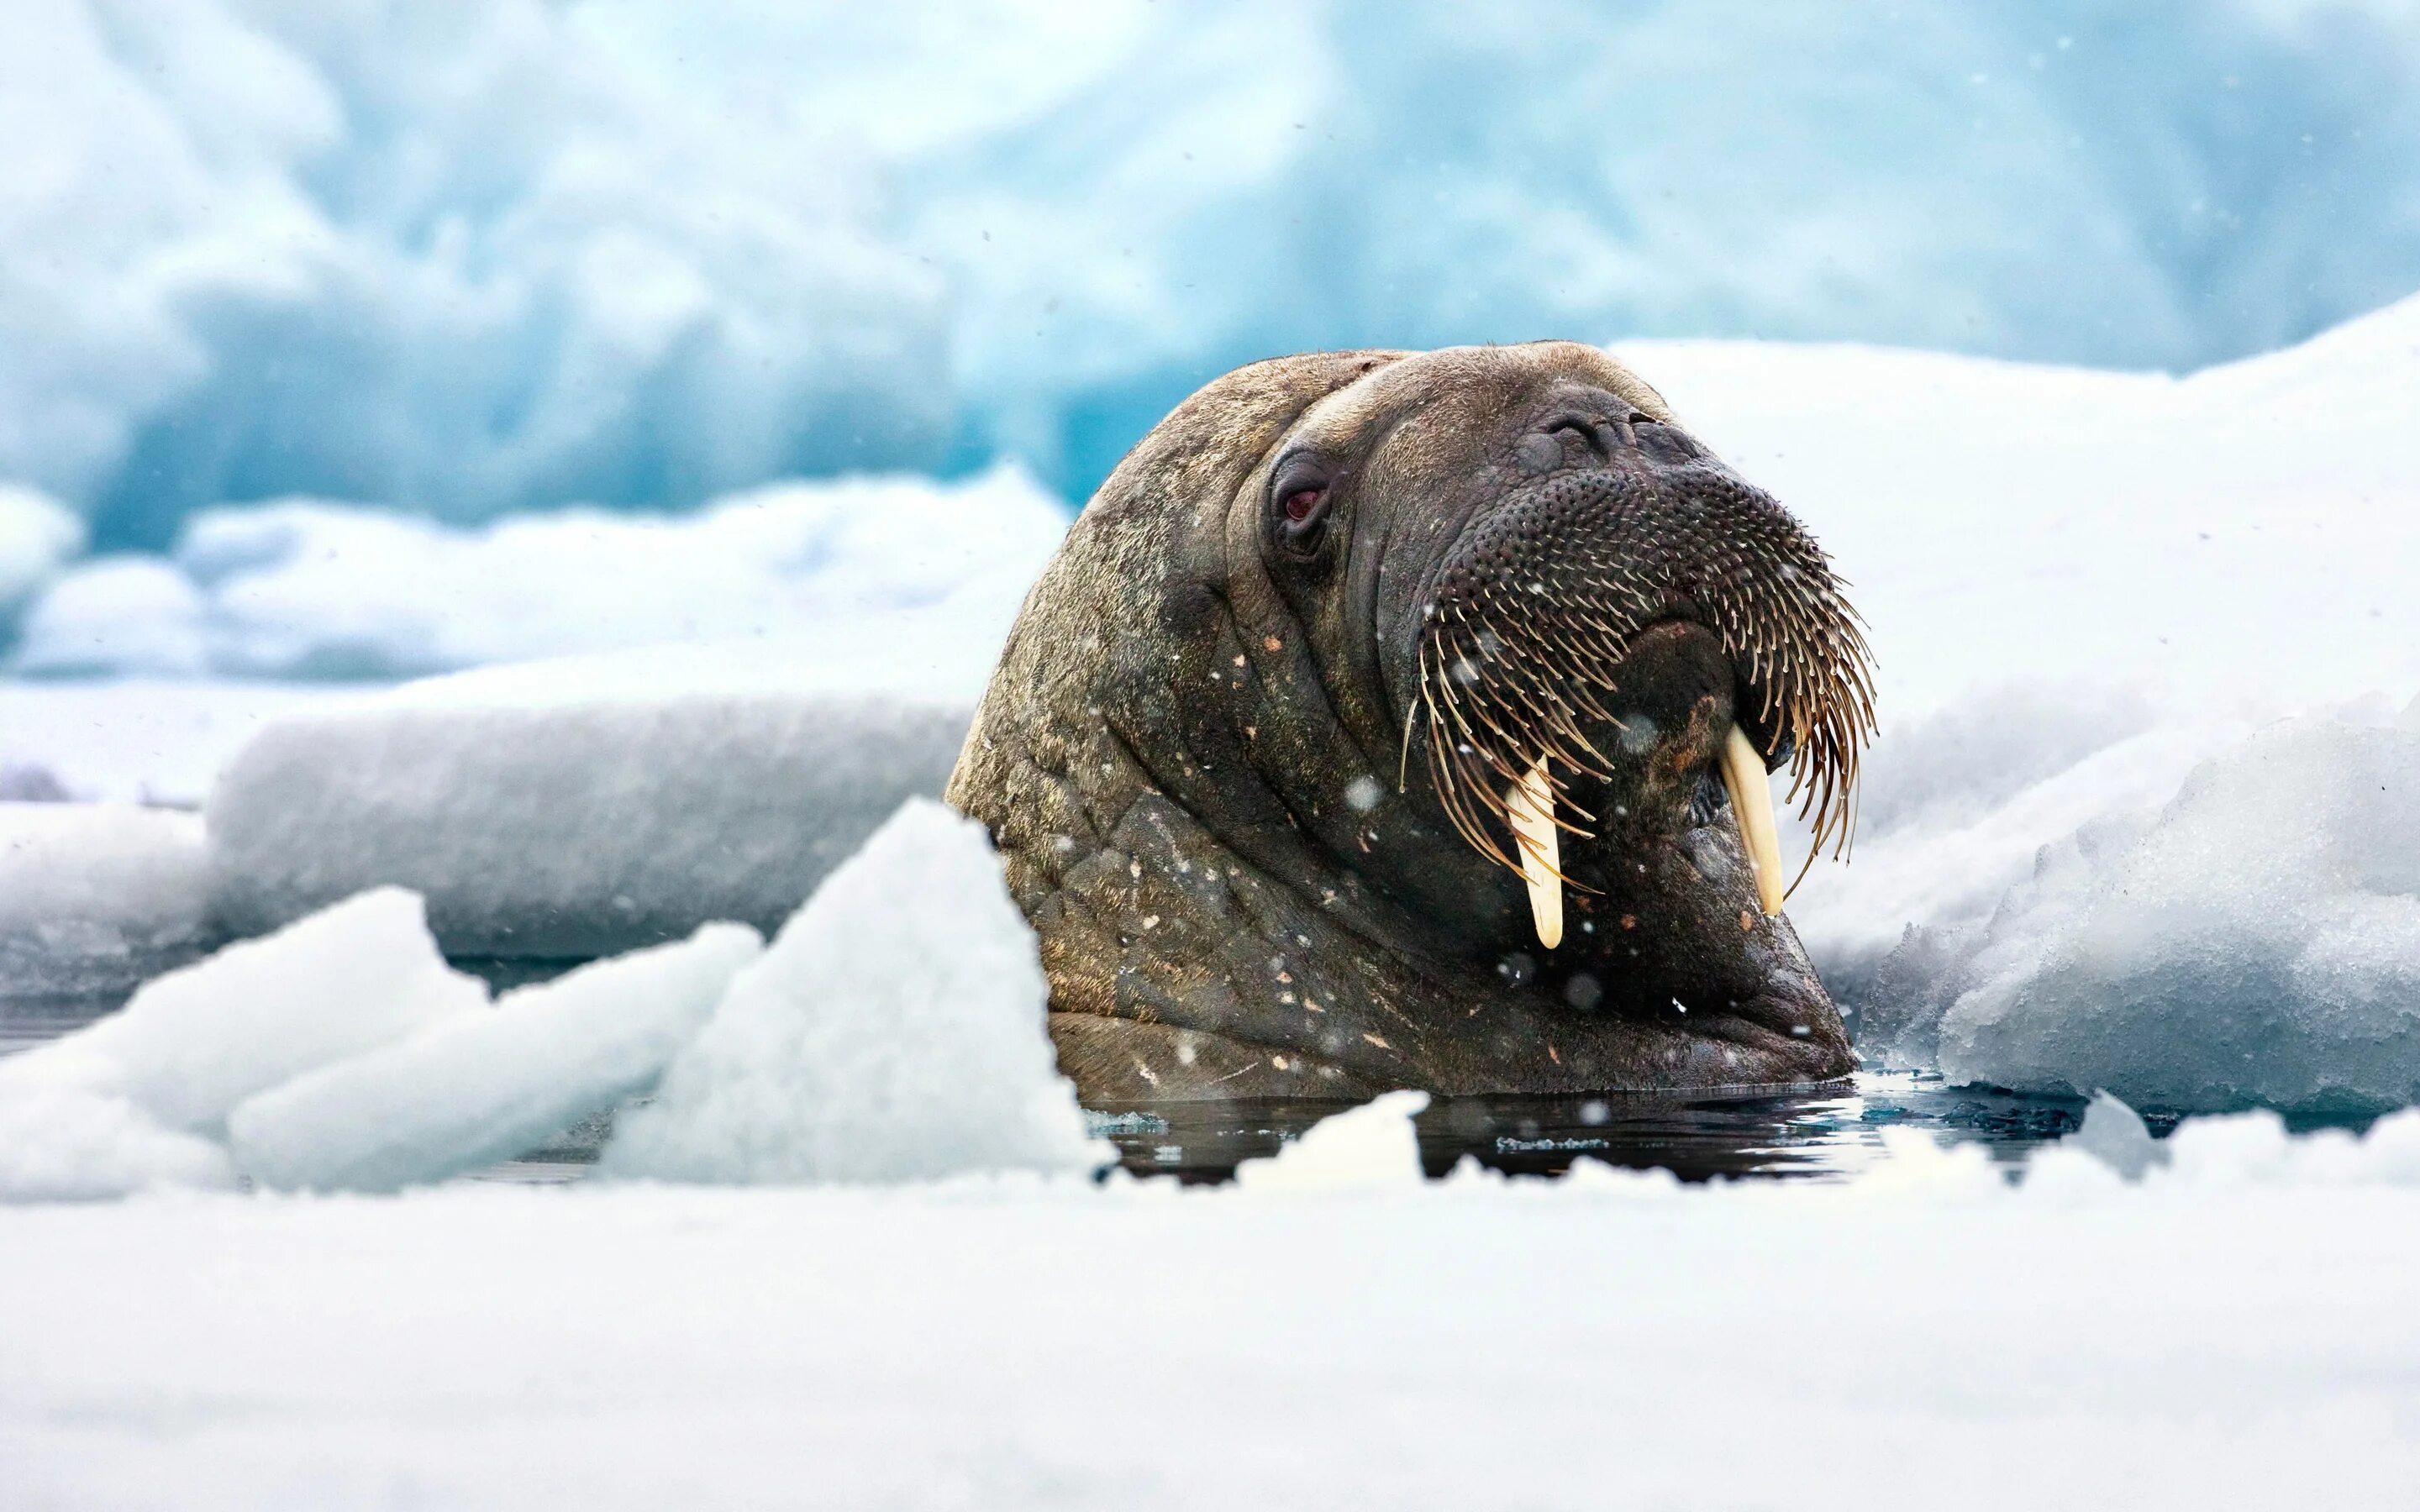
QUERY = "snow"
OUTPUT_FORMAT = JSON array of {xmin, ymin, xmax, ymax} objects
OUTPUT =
[
  {"xmin": 229, "ymin": 923, "xmax": 762, "ymax": 1194},
  {"xmin": 1859, "ymin": 707, "xmax": 2420, "ymax": 1115},
  {"xmin": 5, "ymin": 1097, "xmax": 2420, "ymax": 1507},
  {"xmin": 0, "ymin": 678, "xmax": 350, "ymax": 806},
  {"xmin": 206, "ymin": 695, "xmax": 971, "ymax": 958},
  {"xmin": 1599, "ymin": 297, "xmax": 2420, "ymax": 1106},
  {"xmin": 0, "ymin": 1086, "xmax": 233, "ymax": 1203},
  {"xmin": 602, "ymin": 800, "xmax": 1107, "ymax": 1184},
  {"xmin": 12, "ymin": 465, "xmax": 1066, "ymax": 680},
  {"xmin": 6, "ymin": 2, "xmax": 2420, "ymax": 543},
  {"xmin": 0, "ymin": 888, "xmax": 483, "ymax": 1136},
  {"xmin": 0, "ymin": 802, "xmax": 212, "ymax": 1002}
]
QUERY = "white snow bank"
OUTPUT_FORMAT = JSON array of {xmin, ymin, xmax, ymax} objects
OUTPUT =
[
  {"xmin": 1234, "ymin": 1089, "xmax": 1429, "ymax": 1192},
  {"xmin": 604, "ymin": 800, "xmax": 1107, "ymax": 1184},
  {"xmin": 0, "ymin": 888, "xmax": 482, "ymax": 1134},
  {"xmin": 13, "ymin": 465, "xmax": 1066, "ymax": 681},
  {"xmin": 229, "ymin": 924, "xmax": 762, "ymax": 1194},
  {"xmin": 0, "ymin": 483, "xmax": 83, "ymax": 624},
  {"xmin": 1855, "ymin": 706, "xmax": 2420, "ymax": 1114},
  {"xmin": 207, "ymin": 696, "xmax": 971, "ymax": 958},
  {"xmin": 9, "ymin": 1113, "xmax": 2420, "ymax": 1508},
  {"xmin": 0, "ymin": 803, "xmax": 212, "ymax": 1002},
  {"xmin": 1620, "ymin": 298, "xmax": 2420, "ymax": 1105}
]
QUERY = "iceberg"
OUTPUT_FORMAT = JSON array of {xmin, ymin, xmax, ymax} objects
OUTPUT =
[
  {"xmin": 12, "ymin": 465, "xmax": 1067, "ymax": 680},
  {"xmin": 0, "ymin": 887, "xmax": 483, "ymax": 1135},
  {"xmin": 4, "ymin": 1, "xmax": 2418, "ymax": 545},
  {"xmin": 205, "ymin": 695, "xmax": 972, "ymax": 960}
]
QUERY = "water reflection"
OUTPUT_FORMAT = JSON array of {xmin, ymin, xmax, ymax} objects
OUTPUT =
[{"xmin": 1087, "ymin": 1075, "xmax": 2095, "ymax": 1184}]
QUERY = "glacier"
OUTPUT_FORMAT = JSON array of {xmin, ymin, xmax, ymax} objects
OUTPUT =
[{"xmin": 3, "ymin": 0, "xmax": 2419, "ymax": 554}]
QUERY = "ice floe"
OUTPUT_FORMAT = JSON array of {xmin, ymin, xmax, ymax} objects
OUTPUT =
[
  {"xmin": 0, "ymin": 887, "xmax": 482, "ymax": 1200},
  {"xmin": 206, "ymin": 695, "xmax": 970, "ymax": 958},
  {"xmin": 1860, "ymin": 707, "xmax": 2420, "ymax": 1114},
  {"xmin": 229, "ymin": 923, "xmax": 762, "ymax": 1194},
  {"xmin": 602, "ymin": 799, "xmax": 1107, "ymax": 1184}
]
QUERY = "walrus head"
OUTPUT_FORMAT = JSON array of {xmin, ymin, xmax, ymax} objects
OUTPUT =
[{"xmin": 948, "ymin": 343, "xmax": 1876, "ymax": 1102}]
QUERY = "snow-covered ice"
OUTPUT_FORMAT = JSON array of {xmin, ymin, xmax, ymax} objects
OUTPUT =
[
  {"xmin": 0, "ymin": 802, "xmax": 212, "ymax": 1002},
  {"xmin": 603, "ymin": 800, "xmax": 1107, "ymax": 1184},
  {"xmin": 229, "ymin": 923, "xmax": 762, "ymax": 1194},
  {"xmin": 1860, "ymin": 707, "xmax": 2420, "ymax": 1114},
  {"xmin": 207, "ymin": 695, "xmax": 971, "ymax": 958},
  {"xmin": 6, "ymin": 1097, "xmax": 2420, "ymax": 1508},
  {"xmin": 0, "ymin": 888, "xmax": 482, "ymax": 1135},
  {"xmin": 13, "ymin": 465, "xmax": 1067, "ymax": 680}
]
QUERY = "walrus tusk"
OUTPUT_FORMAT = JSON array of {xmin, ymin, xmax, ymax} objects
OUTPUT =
[
  {"xmin": 1720, "ymin": 724, "xmax": 1786, "ymax": 917},
  {"xmin": 1507, "ymin": 756, "xmax": 1563, "ymax": 948}
]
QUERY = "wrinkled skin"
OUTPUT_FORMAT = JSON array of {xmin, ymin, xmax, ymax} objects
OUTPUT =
[{"xmin": 946, "ymin": 344, "xmax": 1866, "ymax": 1102}]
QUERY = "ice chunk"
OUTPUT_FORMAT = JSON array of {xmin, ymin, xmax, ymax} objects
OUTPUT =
[
  {"xmin": 229, "ymin": 923, "xmax": 763, "ymax": 1193},
  {"xmin": 0, "ymin": 803, "xmax": 213, "ymax": 1003},
  {"xmin": 2069, "ymin": 1092, "xmax": 2168, "ymax": 1182},
  {"xmin": 1870, "ymin": 714, "xmax": 2420, "ymax": 1114},
  {"xmin": 0, "ymin": 887, "xmax": 483, "ymax": 1133},
  {"xmin": 207, "ymin": 696, "xmax": 971, "ymax": 959},
  {"xmin": 0, "ymin": 1085, "xmax": 233, "ymax": 1203},
  {"xmin": 602, "ymin": 799, "xmax": 1106, "ymax": 1184},
  {"xmin": 1233, "ymin": 1090, "xmax": 1431, "ymax": 1191}
]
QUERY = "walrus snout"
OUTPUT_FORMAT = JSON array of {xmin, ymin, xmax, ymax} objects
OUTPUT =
[
  {"xmin": 950, "ymin": 343, "xmax": 1869, "ymax": 1100},
  {"xmin": 1407, "ymin": 458, "xmax": 1870, "ymax": 916}
]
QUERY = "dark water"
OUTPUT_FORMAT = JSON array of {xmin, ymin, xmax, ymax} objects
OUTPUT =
[
  {"xmin": 0, "ymin": 993, "xmax": 2265, "ymax": 1187},
  {"xmin": 471, "ymin": 1079, "xmax": 2094, "ymax": 1185},
  {"xmin": 1082, "ymin": 1079, "xmax": 2099, "ymax": 1184}
]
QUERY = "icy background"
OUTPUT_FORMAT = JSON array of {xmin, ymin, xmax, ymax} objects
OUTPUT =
[{"xmin": 3, "ymin": 0, "xmax": 2420, "ymax": 554}]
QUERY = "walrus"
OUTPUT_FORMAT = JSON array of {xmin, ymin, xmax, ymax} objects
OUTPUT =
[{"xmin": 945, "ymin": 343, "xmax": 1876, "ymax": 1103}]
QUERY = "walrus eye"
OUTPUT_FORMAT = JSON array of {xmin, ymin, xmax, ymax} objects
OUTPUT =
[{"xmin": 1266, "ymin": 456, "xmax": 1336, "ymax": 564}]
